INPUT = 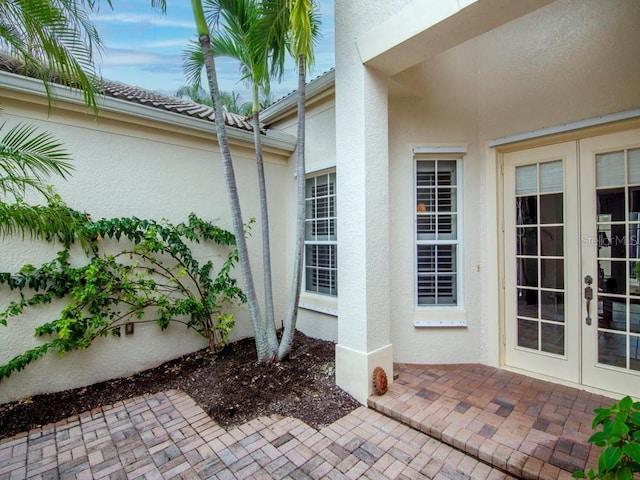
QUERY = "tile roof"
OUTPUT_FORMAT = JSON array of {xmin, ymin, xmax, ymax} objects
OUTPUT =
[
  {"xmin": 102, "ymin": 80, "xmax": 256, "ymax": 132},
  {"xmin": 0, "ymin": 54, "xmax": 256, "ymax": 133}
]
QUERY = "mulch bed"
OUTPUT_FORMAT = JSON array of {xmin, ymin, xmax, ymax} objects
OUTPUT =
[{"xmin": 0, "ymin": 331, "xmax": 360, "ymax": 439}]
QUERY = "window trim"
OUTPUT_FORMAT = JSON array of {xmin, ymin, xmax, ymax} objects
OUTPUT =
[
  {"xmin": 304, "ymin": 170, "xmax": 338, "ymax": 297},
  {"xmin": 414, "ymin": 155, "xmax": 464, "ymax": 309}
]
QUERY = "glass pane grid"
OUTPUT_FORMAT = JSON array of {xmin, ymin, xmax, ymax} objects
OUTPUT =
[
  {"xmin": 515, "ymin": 161, "xmax": 566, "ymax": 356},
  {"xmin": 595, "ymin": 148, "xmax": 640, "ymax": 372},
  {"xmin": 415, "ymin": 159, "xmax": 459, "ymax": 307},
  {"xmin": 304, "ymin": 173, "xmax": 337, "ymax": 296}
]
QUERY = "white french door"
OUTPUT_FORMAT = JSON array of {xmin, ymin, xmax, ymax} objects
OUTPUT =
[{"xmin": 503, "ymin": 129, "xmax": 640, "ymax": 396}]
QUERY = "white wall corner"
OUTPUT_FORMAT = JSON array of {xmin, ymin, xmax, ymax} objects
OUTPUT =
[{"xmin": 335, "ymin": 343, "xmax": 393, "ymax": 405}]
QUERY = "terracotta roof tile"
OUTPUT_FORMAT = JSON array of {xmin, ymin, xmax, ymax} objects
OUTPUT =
[
  {"xmin": 0, "ymin": 54, "xmax": 257, "ymax": 133},
  {"xmin": 101, "ymin": 79, "xmax": 255, "ymax": 131}
]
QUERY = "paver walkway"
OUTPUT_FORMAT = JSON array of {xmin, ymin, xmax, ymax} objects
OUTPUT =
[
  {"xmin": 368, "ymin": 364, "xmax": 616, "ymax": 480},
  {"xmin": 1, "ymin": 389, "xmax": 513, "ymax": 480}
]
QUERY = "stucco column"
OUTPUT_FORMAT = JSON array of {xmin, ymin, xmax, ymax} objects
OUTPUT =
[{"xmin": 334, "ymin": 0, "xmax": 393, "ymax": 404}]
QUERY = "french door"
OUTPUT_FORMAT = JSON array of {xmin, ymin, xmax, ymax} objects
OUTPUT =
[{"xmin": 503, "ymin": 129, "xmax": 640, "ymax": 396}]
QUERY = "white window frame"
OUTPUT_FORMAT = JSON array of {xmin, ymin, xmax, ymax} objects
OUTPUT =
[
  {"xmin": 414, "ymin": 155, "xmax": 463, "ymax": 308},
  {"xmin": 304, "ymin": 171, "xmax": 337, "ymax": 297}
]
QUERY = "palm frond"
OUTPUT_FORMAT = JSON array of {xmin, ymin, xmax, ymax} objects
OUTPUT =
[
  {"xmin": 0, "ymin": 201, "xmax": 84, "ymax": 246},
  {"xmin": 0, "ymin": 122, "xmax": 73, "ymax": 202},
  {"xmin": 0, "ymin": 0, "xmax": 106, "ymax": 111}
]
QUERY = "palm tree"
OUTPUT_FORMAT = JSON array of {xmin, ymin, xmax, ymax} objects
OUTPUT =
[
  {"xmin": 184, "ymin": 0, "xmax": 281, "ymax": 355},
  {"xmin": 190, "ymin": 0, "xmax": 275, "ymax": 361},
  {"xmin": 175, "ymin": 84, "xmax": 213, "ymax": 106},
  {"xmin": 260, "ymin": 0, "xmax": 320, "ymax": 360},
  {"xmin": 185, "ymin": 0, "xmax": 320, "ymax": 361},
  {"xmin": 220, "ymin": 90, "xmax": 252, "ymax": 116}
]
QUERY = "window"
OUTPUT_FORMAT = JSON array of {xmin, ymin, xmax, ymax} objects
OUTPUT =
[
  {"xmin": 416, "ymin": 159, "xmax": 461, "ymax": 306},
  {"xmin": 305, "ymin": 172, "xmax": 337, "ymax": 296}
]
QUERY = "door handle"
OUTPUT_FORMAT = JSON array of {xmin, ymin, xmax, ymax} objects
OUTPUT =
[{"xmin": 584, "ymin": 275, "xmax": 593, "ymax": 326}]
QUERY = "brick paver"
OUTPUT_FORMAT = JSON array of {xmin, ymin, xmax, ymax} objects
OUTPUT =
[
  {"xmin": 1, "ymin": 390, "xmax": 511, "ymax": 479},
  {"xmin": 369, "ymin": 364, "xmax": 614, "ymax": 480}
]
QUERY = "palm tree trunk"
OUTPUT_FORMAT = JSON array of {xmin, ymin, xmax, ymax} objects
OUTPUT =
[
  {"xmin": 278, "ymin": 54, "xmax": 306, "ymax": 361},
  {"xmin": 191, "ymin": 1, "xmax": 273, "ymax": 362},
  {"xmin": 252, "ymin": 84, "xmax": 279, "ymax": 352}
]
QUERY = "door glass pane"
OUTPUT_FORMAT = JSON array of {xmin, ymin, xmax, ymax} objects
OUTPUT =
[
  {"xmin": 517, "ymin": 258, "xmax": 538, "ymax": 287},
  {"xmin": 597, "ymin": 224, "xmax": 626, "ymax": 258},
  {"xmin": 628, "ymin": 149, "xmax": 640, "ymax": 185},
  {"xmin": 541, "ymin": 258, "xmax": 564, "ymax": 289},
  {"xmin": 599, "ymin": 260, "xmax": 626, "ymax": 295},
  {"xmin": 628, "ymin": 223, "xmax": 640, "ymax": 258},
  {"xmin": 596, "ymin": 151, "xmax": 625, "ymax": 187},
  {"xmin": 629, "ymin": 262, "xmax": 640, "ymax": 297},
  {"xmin": 541, "ymin": 291, "xmax": 564, "ymax": 322},
  {"xmin": 541, "ymin": 323, "xmax": 564, "ymax": 355},
  {"xmin": 540, "ymin": 194, "xmax": 563, "ymax": 224},
  {"xmin": 540, "ymin": 161, "xmax": 563, "ymax": 193},
  {"xmin": 516, "ymin": 165, "xmax": 537, "ymax": 194},
  {"xmin": 598, "ymin": 188, "xmax": 625, "ymax": 221},
  {"xmin": 630, "ymin": 298, "xmax": 640, "ymax": 333},
  {"xmin": 517, "ymin": 319, "xmax": 538, "ymax": 349},
  {"xmin": 517, "ymin": 288, "xmax": 538, "ymax": 318},
  {"xmin": 631, "ymin": 337, "xmax": 640, "ymax": 371},
  {"xmin": 540, "ymin": 226, "xmax": 563, "ymax": 256},
  {"xmin": 598, "ymin": 296, "xmax": 627, "ymax": 331},
  {"xmin": 598, "ymin": 332, "xmax": 626, "ymax": 368},
  {"xmin": 517, "ymin": 228, "xmax": 537, "ymax": 255},
  {"xmin": 516, "ymin": 196, "xmax": 537, "ymax": 225}
]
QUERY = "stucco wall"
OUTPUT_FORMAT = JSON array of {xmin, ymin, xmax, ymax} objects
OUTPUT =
[
  {"xmin": 385, "ymin": 0, "xmax": 640, "ymax": 365},
  {"xmin": 0, "ymin": 90, "xmax": 291, "ymax": 404},
  {"xmin": 275, "ymin": 95, "xmax": 339, "ymax": 342}
]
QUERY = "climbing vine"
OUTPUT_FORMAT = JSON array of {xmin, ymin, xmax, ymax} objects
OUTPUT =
[{"xmin": 0, "ymin": 213, "xmax": 245, "ymax": 379}]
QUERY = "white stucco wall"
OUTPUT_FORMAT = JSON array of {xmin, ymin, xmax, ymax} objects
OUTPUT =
[
  {"xmin": 0, "ymin": 86, "xmax": 292, "ymax": 404},
  {"xmin": 264, "ymin": 93, "xmax": 339, "ymax": 342},
  {"xmin": 383, "ymin": 0, "xmax": 640, "ymax": 365}
]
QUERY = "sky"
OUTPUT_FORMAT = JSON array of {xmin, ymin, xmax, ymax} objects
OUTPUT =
[{"xmin": 91, "ymin": 1, "xmax": 335, "ymax": 103}]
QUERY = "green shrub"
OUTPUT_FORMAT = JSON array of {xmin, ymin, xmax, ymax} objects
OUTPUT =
[
  {"xmin": 573, "ymin": 396, "xmax": 640, "ymax": 480},
  {"xmin": 0, "ymin": 213, "xmax": 245, "ymax": 379}
]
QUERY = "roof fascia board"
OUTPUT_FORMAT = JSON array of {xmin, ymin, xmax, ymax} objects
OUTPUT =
[
  {"xmin": 357, "ymin": 0, "xmax": 554, "ymax": 77},
  {"xmin": 0, "ymin": 71, "xmax": 296, "ymax": 153},
  {"xmin": 260, "ymin": 69, "xmax": 335, "ymax": 124}
]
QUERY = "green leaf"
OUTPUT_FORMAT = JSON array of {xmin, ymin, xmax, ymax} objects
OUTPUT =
[
  {"xmin": 610, "ymin": 420, "xmax": 630, "ymax": 437},
  {"xmin": 619, "ymin": 396, "xmax": 634, "ymax": 411},
  {"xmin": 589, "ymin": 431, "xmax": 609, "ymax": 446},
  {"xmin": 621, "ymin": 443, "xmax": 640, "ymax": 463},
  {"xmin": 599, "ymin": 446, "xmax": 622, "ymax": 473}
]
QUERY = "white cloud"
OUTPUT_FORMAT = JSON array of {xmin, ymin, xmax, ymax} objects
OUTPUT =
[
  {"xmin": 98, "ymin": 48, "xmax": 181, "ymax": 67},
  {"xmin": 92, "ymin": 12, "xmax": 194, "ymax": 29},
  {"xmin": 144, "ymin": 39, "xmax": 193, "ymax": 49}
]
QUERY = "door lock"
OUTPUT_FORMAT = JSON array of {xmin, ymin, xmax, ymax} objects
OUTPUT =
[{"xmin": 584, "ymin": 275, "xmax": 593, "ymax": 326}]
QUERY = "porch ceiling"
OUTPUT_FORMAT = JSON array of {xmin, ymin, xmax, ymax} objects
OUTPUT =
[{"xmin": 357, "ymin": 0, "xmax": 555, "ymax": 78}]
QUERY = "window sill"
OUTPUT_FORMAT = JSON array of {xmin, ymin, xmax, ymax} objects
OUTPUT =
[
  {"xmin": 299, "ymin": 293, "xmax": 338, "ymax": 317},
  {"xmin": 413, "ymin": 308, "xmax": 467, "ymax": 328}
]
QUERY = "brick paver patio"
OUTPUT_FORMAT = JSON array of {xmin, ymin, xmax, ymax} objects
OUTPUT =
[
  {"xmin": 368, "ymin": 364, "xmax": 616, "ymax": 480},
  {"xmin": 1, "ymin": 364, "xmax": 619, "ymax": 479},
  {"xmin": 1, "ymin": 389, "xmax": 513, "ymax": 479}
]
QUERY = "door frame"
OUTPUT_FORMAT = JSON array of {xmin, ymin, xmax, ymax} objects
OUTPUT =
[
  {"xmin": 495, "ymin": 117, "xmax": 640, "ymax": 396},
  {"xmin": 502, "ymin": 141, "xmax": 581, "ymax": 384}
]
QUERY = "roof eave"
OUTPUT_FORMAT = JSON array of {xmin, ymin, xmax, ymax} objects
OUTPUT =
[
  {"xmin": 0, "ymin": 71, "xmax": 297, "ymax": 154},
  {"xmin": 261, "ymin": 69, "xmax": 335, "ymax": 125}
]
